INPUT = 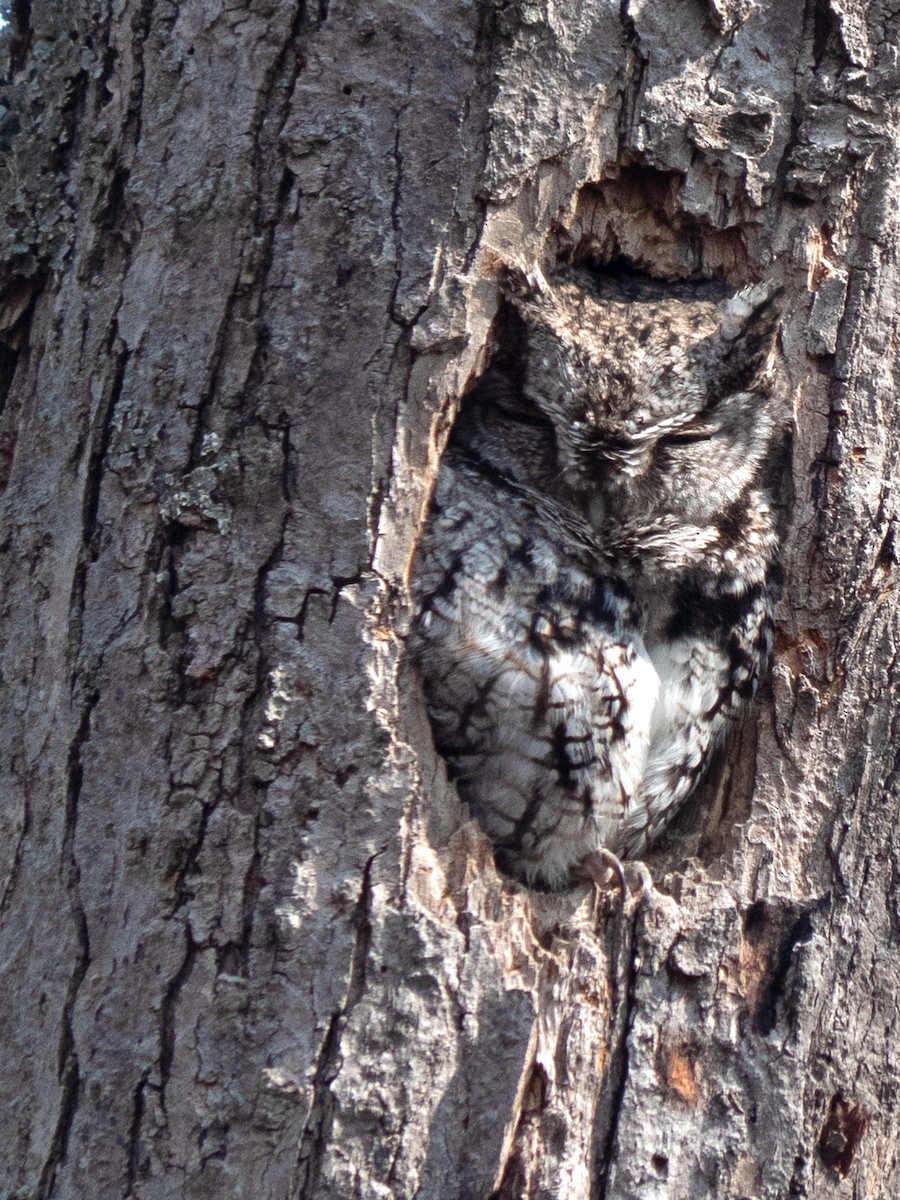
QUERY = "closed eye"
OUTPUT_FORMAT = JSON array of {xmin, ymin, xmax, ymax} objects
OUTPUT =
[{"xmin": 658, "ymin": 427, "xmax": 715, "ymax": 447}]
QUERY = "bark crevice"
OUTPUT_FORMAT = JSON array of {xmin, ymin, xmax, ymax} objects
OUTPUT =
[{"xmin": 292, "ymin": 853, "xmax": 377, "ymax": 1200}]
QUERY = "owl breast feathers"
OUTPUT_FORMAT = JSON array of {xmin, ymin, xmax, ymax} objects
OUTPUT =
[{"xmin": 411, "ymin": 265, "xmax": 781, "ymax": 890}]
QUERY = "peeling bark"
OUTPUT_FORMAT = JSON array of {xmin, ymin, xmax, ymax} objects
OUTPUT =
[{"xmin": 2, "ymin": 1, "xmax": 900, "ymax": 1197}]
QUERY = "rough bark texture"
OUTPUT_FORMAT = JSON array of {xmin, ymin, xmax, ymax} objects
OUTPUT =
[{"xmin": 1, "ymin": 1, "xmax": 899, "ymax": 1198}]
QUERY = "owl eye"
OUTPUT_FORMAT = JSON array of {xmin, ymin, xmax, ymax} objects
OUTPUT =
[
  {"xmin": 657, "ymin": 426, "xmax": 715, "ymax": 447},
  {"xmin": 597, "ymin": 434, "xmax": 634, "ymax": 451}
]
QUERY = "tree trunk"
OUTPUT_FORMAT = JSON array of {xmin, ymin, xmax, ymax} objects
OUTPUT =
[{"xmin": 1, "ymin": 1, "xmax": 898, "ymax": 1197}]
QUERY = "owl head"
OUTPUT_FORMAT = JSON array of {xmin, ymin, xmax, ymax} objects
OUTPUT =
[{"xmin": 505, "ymin": 265, "xmax": 781, "ymax": 531}]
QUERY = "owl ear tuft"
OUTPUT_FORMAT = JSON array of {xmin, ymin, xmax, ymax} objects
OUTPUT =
[
  {"xmin": 720, "ymin": 280, "xmax": 781, "ymax": 340},
  {"xmin": 500, "ymin": 261, "xmax": 554, "ymax": 306},
  {"xmin": 716, "ymin": 281, "xmax": 782, "ymax": 390}
]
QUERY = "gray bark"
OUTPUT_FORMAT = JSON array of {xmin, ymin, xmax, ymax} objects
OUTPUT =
[{"xmin": 0, "ymin": 1, "xmax": 898, "ymax": 1198}]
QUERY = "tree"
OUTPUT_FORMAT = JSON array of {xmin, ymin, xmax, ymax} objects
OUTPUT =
[{"xmin": 1, "ymin": 0, "xmax": 898, "ymax": 1196}]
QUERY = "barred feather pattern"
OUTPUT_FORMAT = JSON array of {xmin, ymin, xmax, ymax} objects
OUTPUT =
[{"xmin": 411, "ymin": 267, "xmax": 780, "ymax": 890}]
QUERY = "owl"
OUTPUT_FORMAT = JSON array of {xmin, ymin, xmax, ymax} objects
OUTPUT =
[{"xmin": 410, "ymin": 264, "xmax": 781, "ymax": 891}]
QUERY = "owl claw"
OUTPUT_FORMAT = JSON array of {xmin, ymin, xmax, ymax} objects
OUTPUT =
[
  {"xmin": 582, "ymin": 847, "xmax": 627, "ymax": 897},
  {"xmin": 577, "ymin": 849, "xmax": 652, "ymax": 914},
  {"xmin": 624, "ymin": 859, "xmax": 654, "ymax": 904}
]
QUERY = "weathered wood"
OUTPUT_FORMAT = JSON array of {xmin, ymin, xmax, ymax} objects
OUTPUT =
[{"xmin": 1, "ymin": 1, "xmax": 899, "ymax": 1197}]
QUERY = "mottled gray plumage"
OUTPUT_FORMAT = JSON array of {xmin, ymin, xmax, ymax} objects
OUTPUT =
[{"xmin": 411, "ymin": 265, "xmax": 781, "ymax": 890}]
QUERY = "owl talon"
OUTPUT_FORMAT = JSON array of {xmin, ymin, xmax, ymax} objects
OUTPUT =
[
  {"xmin": 624, "ymin": 860, "xmax": 654, "ymax": 906},
  {"xmin": 577, "ymin": 848, "xmax": 627, "ymax": 902},
  {"xmin": 577, "ymin": 850, "xmax": 652, "ymax": 914}
]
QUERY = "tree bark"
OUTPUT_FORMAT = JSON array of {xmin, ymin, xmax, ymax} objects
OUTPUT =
[{"xmin": 1, "ymin": 1, "xmax": 899, "ymax": 1197}]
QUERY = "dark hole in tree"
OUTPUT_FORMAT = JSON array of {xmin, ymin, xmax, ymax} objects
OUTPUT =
[{"xmin": 818, "ymin": 1094, "xmax": 867, "ymax": 1178}]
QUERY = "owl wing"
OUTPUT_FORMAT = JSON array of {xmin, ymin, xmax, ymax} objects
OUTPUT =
[{"xmin": 622, "ymin": 578, "xmax": 773, "ymax": 855}]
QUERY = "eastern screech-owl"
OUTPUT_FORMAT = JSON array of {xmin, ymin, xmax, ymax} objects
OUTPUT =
[{"xmin": 411, "ymin": 264, "xmax": 781, "ymax": 890}]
